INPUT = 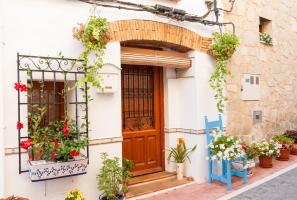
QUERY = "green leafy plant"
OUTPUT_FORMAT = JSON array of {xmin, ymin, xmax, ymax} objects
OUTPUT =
[
  {"xmin": 284, "ymin": 130, "xmax": 297, "ymax": 143},
  {"xmin": 242, "ymin": 143, "xmax": 258, "ymax": 160},
  {"xmin": 97, "ymin": 153, "xmax": 126, "ymax": 200},
  {"xmin": 168, "ymin": 138, "xmax": 197, "ymax": 163},
  {"xmin": 272, "ymin": 134, "xmax": 294, "ymax": 150},
  {"xmin": 208, "ymin": 32, "xmax": 239, "ymax": 113},
  {"xmin": 259, "ymin": 32, "xmax": 272, "ymax": 45},
  {"xmin": 73, "ymin": 16, "xmax": 108, "ymax": 89},
  {"xmin": 65, "ymin": 188, "xmax": 85, "ymax": 200},
  {"xmin": 122, "ymin": 158, "xmax": 133, "ymax": 184}
]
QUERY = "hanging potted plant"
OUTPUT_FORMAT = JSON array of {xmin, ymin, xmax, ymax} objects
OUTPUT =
[
  {"xmin": 168, "ymin": 138, "xmax": 197, "ymax": 180},
  {"xmin": 232, "ymin": 143, "xmax": 257, "ymax": 176},
  {"xmin": 208, "ymin": 32, "xmax": 240, "ymax": 113},
  {"xmin": 272, "ymin": 134, "xmax": 294, "ymax": 161},
  {"xmin": 255, "ymin": 141, "xmax": 281, "ymax": 168},
  {"xmin": 97, "ymin": 153, "xmax": 126, "ymax": 200}
]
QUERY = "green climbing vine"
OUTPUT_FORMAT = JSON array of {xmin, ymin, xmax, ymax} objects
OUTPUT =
[
  {"xmin": 208, "ymin": 32, "xmax": 239, "ymax": 113},
  {"xmin": 72, "ymin": 16, "xmax": 108, "ymax": 89}
]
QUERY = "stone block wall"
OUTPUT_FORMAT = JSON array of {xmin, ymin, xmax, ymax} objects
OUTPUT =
[{"xmin": 223, "ymin": 0, "xmax": 297, "ymax": 142}]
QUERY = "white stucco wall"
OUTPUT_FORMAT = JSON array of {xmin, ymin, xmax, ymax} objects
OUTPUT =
[{"xmin": 0, "ymin": 0, "xmax": 223, "ymax": 199}]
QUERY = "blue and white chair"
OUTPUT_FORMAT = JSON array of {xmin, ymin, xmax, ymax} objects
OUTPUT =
[{"xmin": 204, "ymin": 114, "xmax": 247, "ymax": 190}]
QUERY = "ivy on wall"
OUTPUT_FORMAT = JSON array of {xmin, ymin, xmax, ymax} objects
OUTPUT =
[{"xmin": 208, "ymin": 32, "xmax": 239, "ymax": 113}]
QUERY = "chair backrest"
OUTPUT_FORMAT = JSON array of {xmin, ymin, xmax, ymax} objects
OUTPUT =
[{"xmin": 204, "ymin": 114, "xmax": 223, "ymax": 147}]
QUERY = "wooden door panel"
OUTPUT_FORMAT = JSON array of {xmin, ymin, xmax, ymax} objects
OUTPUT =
[{"xmin": 122, "ymin": 65, "xmax": 164, "ymax": 176}]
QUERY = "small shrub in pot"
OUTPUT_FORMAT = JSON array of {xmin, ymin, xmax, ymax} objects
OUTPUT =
[
  {"xmin": 97, "ymin": 153, "xmax": 126, "ymax": 200},
  {"xmin": 255, "ymin": 141, "xmax": 280, "ymax": 168},
  {"xmin": 272, "ymin": 134, "xmax": 294, "ymax": 161}
]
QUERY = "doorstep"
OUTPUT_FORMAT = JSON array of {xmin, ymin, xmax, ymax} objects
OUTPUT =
[{"xmin": 126, "ymin": 172, "xmax": 193, "ymax": 199}]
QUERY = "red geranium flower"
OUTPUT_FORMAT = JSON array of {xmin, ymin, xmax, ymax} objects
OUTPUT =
[
  {"xmin": 20, "ymin": 84, "xmax": 28, "ymax": 92},
  {"xmin": 51, "ymin": 151, "xmax": 56, "ymax": 160},
  {"xmin": 14, "ymin": 82, "xmax": 28, "ymax": 92},
  {"xmin": 242, "ymin": 144, "xmax": 248, "ymax": 152},
  {"xmin": 53, "ymin": 140, "xmax": 59, "ymax": 149},
  {"xmin": 14, "ymin": 82, "xmax": 22, "ymax": 90},
  {"xmin": 70, "ymin": 150, "xmax": 79, "ymax": 158},
  {"xmin": 63, "ymin": 121, "xmax": 69, "ymax": 137},
  {"xmin": 20, "ymin": 138, "xmax": 33, "ymax": 150},
  {"xmin": 16, "ymin": 121, "xmax": 24, "ymax": 130}
]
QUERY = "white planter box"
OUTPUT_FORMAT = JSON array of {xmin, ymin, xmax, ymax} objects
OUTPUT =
[
  {"xmin": 231, "ymin": 159, "xmax": 256, "ymax": 171},
  {"xmin": 28, "ymin": 155, "xmax": 88, "ymax": 182}
]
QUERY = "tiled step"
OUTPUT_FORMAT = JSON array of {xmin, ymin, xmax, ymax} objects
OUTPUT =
[
  {"xmin": 128, "ymin": 171, "xmax": 176, "ymax": 186},
  {"xmin": 126, "ymin": 175, "xmax": 192, "ymax": 199}
]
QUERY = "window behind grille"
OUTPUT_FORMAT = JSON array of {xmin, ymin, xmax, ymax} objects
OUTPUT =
[{"xmin": 28, "ymin": 81, "xmax": 65, "ymax": 127}]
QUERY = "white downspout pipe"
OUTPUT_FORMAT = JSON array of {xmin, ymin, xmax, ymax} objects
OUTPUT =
[{"xmin": 0, "ymin": 0, "xmax": 5, "ymax": 197}]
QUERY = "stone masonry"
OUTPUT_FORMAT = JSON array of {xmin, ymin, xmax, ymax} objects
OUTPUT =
[{"xmin": 223, "ymin": 0, "xmax": 297, "ymax": 142}]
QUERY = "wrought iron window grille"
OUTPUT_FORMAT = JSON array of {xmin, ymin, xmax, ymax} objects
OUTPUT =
[{"xmin": 17, "ymin": 53, "xmax": 89, "ymax": 174}]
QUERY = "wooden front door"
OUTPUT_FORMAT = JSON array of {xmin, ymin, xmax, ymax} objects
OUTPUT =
[{"xmin": 122, "ymin": 65, "xmax": 164, "ymax": 176}]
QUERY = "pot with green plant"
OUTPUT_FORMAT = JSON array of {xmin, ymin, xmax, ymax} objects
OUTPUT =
[
  {"xmin": 168, "ymin": 138, "xmax": 197, "ymax": 180},
  {"xmin": 284, "ymin": 130, "xmax": 297, "ymax": 155},
  {"xmin": 97, "ymin": 153, "xmax": 126, "ymax": 200},
  {"xmin": 259, "ymin": 32, "xmax": 273, "ymax": 45},
  {"xmin": 65, "ymin": 188, "xmax": 85, "ymax": 200},
  {"xmin": 272, "ymin": 134, "xmax": 294, "ymax": 161},
  {"xmin": 255, "ymin": 141, "xmax": 281, "ymax": 168}
]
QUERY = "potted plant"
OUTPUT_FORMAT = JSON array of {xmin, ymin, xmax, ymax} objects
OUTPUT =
[
  {"xmin": 167, "ymin": 138, "xmax": 197, "ymax": 180},
  {"xmin": 272, "ymin": 134, "xmax": 294, "ymax": 161},
  {"xmin": 208, "ymin": 134, "xmax": 246, "ymax": 172},
  {"xmin": 65, "ymin": 188, "xmax": 85, "ymax": 200},
  {"xmin": 122, "ymin": 158, "xmax": 133, "ymax": 192},
  {"xmin": 255, "ymin": 141, "xmax": 280, "ymax": 168},
  {"xmin": 97, "ymin": 153, "xmax": 126, "ymax": 200},
  {"xmin": 232, "ymin": 143, "xmax": 257, "ymax": 176},
  {"xmin": 284, "ymin": 130, "xmax": 297, "ymax": 155},
  {"xmin": 259, "ymin": 32, "xmax": 273, "ymax": 45}
]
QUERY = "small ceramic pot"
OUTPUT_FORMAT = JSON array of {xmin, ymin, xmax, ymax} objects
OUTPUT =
[
  {"xmin": 176, "ymin": 163, "xmax": 184, "ymax": 180},
  {"xmin": 259, "ymin": 156, "xmax": 273, "ymax": 168},
  {"xmin": 277, "ymin": 148, "xmax": 290, "ymax": 161}
]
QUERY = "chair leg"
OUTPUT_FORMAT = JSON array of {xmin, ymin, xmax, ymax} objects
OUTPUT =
[
  {"xmin": 243, "ymin": 168, "xmax": 248, "ymax": 184},
  {"xmin": 226, "ymin": 161, "xmax": 232, "ymax": 191},
  {"xmin": 208, "ymin": 160, "xmax": 212, "ymax": 183}
]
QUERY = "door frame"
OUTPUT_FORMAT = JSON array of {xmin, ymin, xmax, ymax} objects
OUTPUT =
[{"xmin": 121, "ymin": 65, "xmax": 165, "ymax": 175}]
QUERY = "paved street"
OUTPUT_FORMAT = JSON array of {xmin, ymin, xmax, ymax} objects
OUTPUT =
[{"xmin": 230, "ymin": 167, "xmax": 297, "ymax": 200}]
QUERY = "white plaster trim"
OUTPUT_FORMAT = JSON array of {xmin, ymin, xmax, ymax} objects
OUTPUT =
[
  {"xmin": 5, "ymin": 137, "xmax": 123, "ymax": 155},
  {"xmin": 128, "ymin": 181, "xmax": 196, "ymax": 200},
  {"xmin": 217, "ymin": 163, "xmax": 297, "ymax": 200}
]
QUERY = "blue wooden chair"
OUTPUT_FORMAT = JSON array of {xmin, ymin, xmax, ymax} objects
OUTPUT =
[{"xmin": 204, "ymin": 114, "xmax": 247, "ymax": 190}]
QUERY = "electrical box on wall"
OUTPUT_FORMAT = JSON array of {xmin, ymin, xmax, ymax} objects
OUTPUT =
[{"xmin": 241, "ymin": 74, "xmax": 260, "ymax": 101}]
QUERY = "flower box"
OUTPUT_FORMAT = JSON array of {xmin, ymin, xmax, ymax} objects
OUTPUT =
[{"xmin": 29, "ymin": 155, "xmax": 88, "ymax": 182}]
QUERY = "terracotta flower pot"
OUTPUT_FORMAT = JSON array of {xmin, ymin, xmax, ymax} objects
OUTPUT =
[
  {"xmin": 277, "ymin": 148, "xmax": 290, "ymax": 161},
  {"xmin": 28, "ymin": 147, "xmax": 43, "ymax": 161},
  {"xmin": 259, "ymin": 156, "xmax": 273, "ymax": 168}
]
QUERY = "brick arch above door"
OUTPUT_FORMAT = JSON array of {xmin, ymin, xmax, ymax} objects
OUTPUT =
[{"xmin": 106, "ymin": 19, "xmax": 212, "ymax": 52}]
